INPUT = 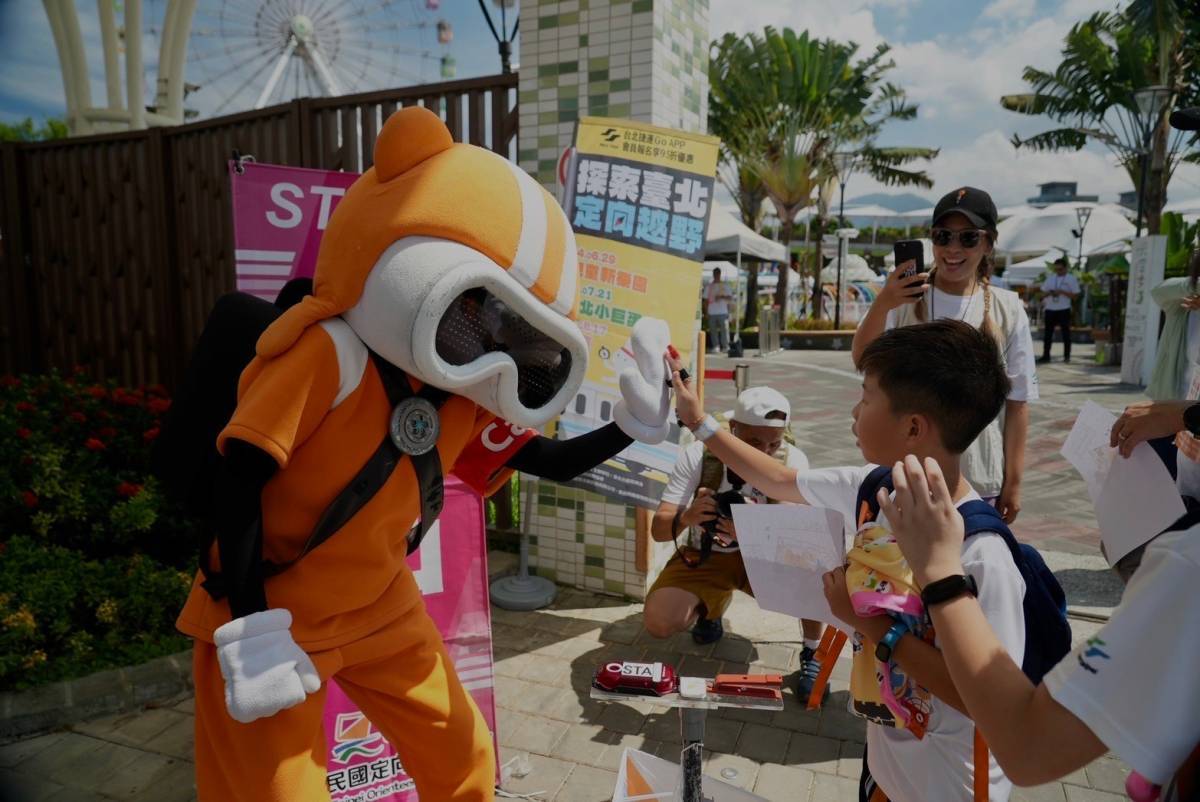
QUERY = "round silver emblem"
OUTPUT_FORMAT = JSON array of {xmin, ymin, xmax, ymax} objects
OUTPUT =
[{"xmin": 389, "ymin": 398, "xmax": 440, "ymax": 455}]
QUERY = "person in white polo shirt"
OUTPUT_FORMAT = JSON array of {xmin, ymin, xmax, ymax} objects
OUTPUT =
[
  {"xmin": 705, "ymin": 267, "xmax": 733, "ymax": 353},
  {"xmin": 1037, "ymin": 257, "xmax": 1080, "ymax": 364},
  {"xmin": 644, "ymin": 386, "xmax": 829, "ymax": 700}
]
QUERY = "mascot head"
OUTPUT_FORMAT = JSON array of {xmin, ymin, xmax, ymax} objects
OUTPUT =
[{"xmin": 257, "ymin": 107, "xmax": 588, "ymax": 429}]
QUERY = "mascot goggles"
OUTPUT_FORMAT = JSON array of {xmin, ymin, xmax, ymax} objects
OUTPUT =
[{"xmin": 435, "ymin": 287, "xmax": 574, "ymax": 410}]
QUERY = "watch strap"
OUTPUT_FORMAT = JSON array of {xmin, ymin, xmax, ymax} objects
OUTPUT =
[
  {"xmin": 874, "ymin": 620, "xmax": 909, "ymax": 662},
  {"xmin": 920, "ymin": 573, "xmax": 979, "ymax": 607}
]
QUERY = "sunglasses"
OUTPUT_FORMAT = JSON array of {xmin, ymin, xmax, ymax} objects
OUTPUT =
[{"xmin": 931, "ymin": 228, "xmax": 987, "ymax": 248}]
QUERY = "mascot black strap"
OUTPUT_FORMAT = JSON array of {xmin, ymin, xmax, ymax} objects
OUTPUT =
[{"xmin": 202, "ymin": 351, "xmax": 450, "ymax": 600}]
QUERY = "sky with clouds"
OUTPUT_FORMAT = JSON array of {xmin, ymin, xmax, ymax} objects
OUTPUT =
[{"xmin": 1, "ymin": 0, "xmax": 1197, "ymax": 209}]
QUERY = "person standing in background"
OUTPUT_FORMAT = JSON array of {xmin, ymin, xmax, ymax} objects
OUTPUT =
[
  {"xmin": 705, "ymin": 267, "xmax": 732, "ymax": 353},
  {"xmin": 1037, "ymin": 257, "xmax": 1080, "ymax": 364}
]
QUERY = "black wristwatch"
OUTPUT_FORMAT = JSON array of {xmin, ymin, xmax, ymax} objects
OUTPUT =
[
  {"xmin": 1184, "ymin": 403, "xmax": 1200, "ymax": 437},
  {"xmin": 920, "ymin": 574, "xmax": 979, "ymax": 607}
]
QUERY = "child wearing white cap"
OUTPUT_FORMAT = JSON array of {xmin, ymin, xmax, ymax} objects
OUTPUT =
[{"xmin": 645, "ymin": 386, "xmax": 828, "ymax": 700}]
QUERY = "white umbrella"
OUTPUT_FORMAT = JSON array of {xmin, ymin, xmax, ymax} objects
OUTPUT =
[
  {"xmin": 820, "ymin": 253, "xmax": 878, "ymax": 283},
  {"xmin": 882, "ymin": 238, "xmax": 934, "ymax": 268},
  {"xmin": 997, "ymin": 204, "xmax": 1039, "ymax": 220},
  {"xmin": 994, "ymin": 202, "xmax": 1135, "ymax": 260},
  {"xmin": 1164, "ymin": 197, "xmax": 1200, "ymax": 216},
  {"xmin": 1001, "ymin": 251, "xmax": 1060, "ymax": 286}
]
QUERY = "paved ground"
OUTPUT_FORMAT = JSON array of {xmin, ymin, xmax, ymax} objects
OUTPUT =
[{"xmin": 0, "ymin": 344, "xmax": 1141, "ymax": 801}]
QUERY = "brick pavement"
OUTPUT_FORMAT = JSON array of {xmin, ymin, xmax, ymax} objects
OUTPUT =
[{"xmin": 0, "ymin": 345, "xmax": 1143, "ymax": 801}]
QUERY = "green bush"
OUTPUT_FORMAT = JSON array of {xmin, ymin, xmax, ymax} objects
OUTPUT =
[
  {"xmin": 0, "ymin": 536, "xmax": 191, "ymax": 689},
  {"xmin": 0, "ymin": 370, "xmax": 201, "ymax": 690}
]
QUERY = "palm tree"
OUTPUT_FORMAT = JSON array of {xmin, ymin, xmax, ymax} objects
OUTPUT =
[
  {"xmin": 1000, "ymin": 8, "xmax": 1200, "ymax": 234},
  {"xmin": 710, "ymin": 31, "xmax": 772, "ymax": 327}
]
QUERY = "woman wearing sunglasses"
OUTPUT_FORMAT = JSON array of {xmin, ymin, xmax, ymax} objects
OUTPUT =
[{"xmin": 851, "ymin": 187, "xmax": 1038, "ymax": 523}]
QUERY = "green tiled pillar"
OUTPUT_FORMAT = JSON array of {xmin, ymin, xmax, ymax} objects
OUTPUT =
[
  {"xmin": 516, "ymin": 0, "xmax": 710, "ymax": 599},
  {"xmin": 518, "ymin": 0, "xmax": 711, "ymax": 195}
]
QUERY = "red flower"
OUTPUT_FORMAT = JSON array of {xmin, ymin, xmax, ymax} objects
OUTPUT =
[
  {"xmin": 20, "ymin": 455, "xmax": 33, "ymax": 465},
  {"xmin": 86, "ymin": 385, "xmax": 107, "ymax": 399},
  {"xmin": 147, "ymin": 397, "xmax": 171, "ymax": 415},
  {"xmin": 84, "ymin": 438, "xmax": 105, "ymax": 451},
  {"xmin": 143, "ymin": 427, "xmax": 160, "ymax": 443},
  {"xmin": 16, "ymin": 427, "xmax": 31, "ymax": 440},
  {"xmin": 116, "ymin": 482, "xmax": 142, "ymax": 498},
  {"xmin": 148, "ymin": 384, "xmax": 169, "ymax": 397},
  {"xmin": 116, "ymin": 394, "xmax": 140, "ymax": 407},
  {"xmin": 21, "ymin": 491, "xmax": 37, "ymax": 509},
  {"xmin": 0, "ymin": 375, "xmax": 19, "ymax": 388},
  {"xmin": 15, "ymin": 401, "xmax": 34, "ymax": 413},
  {"xmin": 68, "ymin": 411, "xmax": 87, "ymax": 424},
  {"xmin": 98, "ymin": 426, "xmax": 118, "ymax": 439}
]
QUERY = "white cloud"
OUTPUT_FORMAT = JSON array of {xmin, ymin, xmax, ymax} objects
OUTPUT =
[
  {"xmin": 707, "ymin": 0, "xmax": 904, "ymax": 49},
  {"xmin": 846, "ymin": 129, "xmax": 1200, "ymax": 209},
  {"xmin": 981, "ymin": 0, "xmax": 1038, "ymax": 22}
]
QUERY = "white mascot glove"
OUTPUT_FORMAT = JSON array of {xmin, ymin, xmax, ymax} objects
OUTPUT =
[
  {"xmin": 614, "ymin": 317, "xmax": 672, "ymax": 444},
  {"xmin": 213, "ymin": 609, "xmax": 322, "ymax": 724}
]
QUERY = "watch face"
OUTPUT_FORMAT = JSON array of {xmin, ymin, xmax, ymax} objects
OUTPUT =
[{"xmin": 874, "ymin": 642, "xmax": 892, "ymax": 663}]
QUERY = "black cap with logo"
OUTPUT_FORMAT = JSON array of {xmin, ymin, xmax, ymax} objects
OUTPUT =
[{"xmin": 931, "ymin": 186, "xmax": 999, "ymax": 230}]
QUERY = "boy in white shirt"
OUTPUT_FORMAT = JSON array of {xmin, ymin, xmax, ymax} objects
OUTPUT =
[
  {"xmin": 876, "ymin": 398, "xmax": 1200, "ymax": 800},
  {"xmin": 668, "ymin": 319, "xmax": 1025, "ymax": 802}
]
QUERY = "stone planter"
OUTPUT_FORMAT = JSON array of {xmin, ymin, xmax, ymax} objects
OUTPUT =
[{"xmin": 0, "ymin": 650, "xmax": 192, "ymax": 739}]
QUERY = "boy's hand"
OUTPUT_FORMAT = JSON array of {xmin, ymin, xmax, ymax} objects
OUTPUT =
[
  {"xmin": 878, "ymin": 456, "xmax": 965, "ymax": 587},
  {"xmin": 666, "ymin": 346, "xmax": 704, "ymax": 427},
  {"xmin": 822, "ymin": 567, "xmax": 883, "ymax": 637}
]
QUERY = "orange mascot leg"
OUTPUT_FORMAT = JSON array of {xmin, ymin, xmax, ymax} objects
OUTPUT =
[{"xmin": 193, "ymin": 604, "xmax": 495, "ymax": 801}]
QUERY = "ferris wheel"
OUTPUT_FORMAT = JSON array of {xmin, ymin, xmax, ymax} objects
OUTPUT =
[{"xmin": 149, "ymin": 0, "xmax": 450, "ymax": 117}]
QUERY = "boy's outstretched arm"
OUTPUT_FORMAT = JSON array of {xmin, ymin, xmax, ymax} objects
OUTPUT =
[
  {"xmin": 882, "ymin": 455, "xmax": 1106, "ymax": 786},
  {"xmin": 666, "ymin": 351, "xmax": 806, "ymax": 504}
]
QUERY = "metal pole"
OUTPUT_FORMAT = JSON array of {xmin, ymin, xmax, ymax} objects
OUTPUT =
[
  {"xmin": 1135, "ymin": 114, "xmax": 1152, "ymax": 238},
  {"xmin": 835, "ymin": 180, "xmax": 846, "ymax": 330},
  {"xmin": 680, "ymin": 707, "xmax": 706, "ymax": 802}
]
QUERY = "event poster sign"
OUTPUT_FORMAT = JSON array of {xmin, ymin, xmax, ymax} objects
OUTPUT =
[
  {"xmin": 230, "ymin": 163, "xmax": 499, "ymax": 800},
  {"xmin": 228, "ymin": 161, "xmax": 358, "ymax": 301},
  {"xmin": 557, "ymin": 117, "xmax": 720, "ymax": 508},
  {"xmin": 1120, "ymin": 235, "xmax": 1167, "ymax": 386}
]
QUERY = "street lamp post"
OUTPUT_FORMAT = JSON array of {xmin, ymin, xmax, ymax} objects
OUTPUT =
[
  {"xmin": 478, "ymin": 0, "xmax": 519, "ymax": 74},
  {"xmin": 1134, "ymin": 85, "xmax": 1171, "ymax": 238},
  {"xmin": 1074, "ymin": 205, "xmax": 1093, "ymax": 269},
  {"xmin": 832, "ymin": 151, "xmax": 858, "ymax": 330}
]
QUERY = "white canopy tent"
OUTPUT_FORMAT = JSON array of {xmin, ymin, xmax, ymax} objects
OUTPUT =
[
  {"xmin": 820, "ymin": 253, "xmax": 878, "ymax": 283},
  {"xmin": 1002, "ymin": 251, "xmax": 1059, "ymax": 287},
  {"xmin": 704, "ymin": 201, "xmax": 787, "ymax": 262},
  {"xmin": 702, "ymin": 203, "xmax": 787, "ymax": 351},
  {"xmin": 994, "ymin": 202, "xmax": 1135, "ymax": 261}
]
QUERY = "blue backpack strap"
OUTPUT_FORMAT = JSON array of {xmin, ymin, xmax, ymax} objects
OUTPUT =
[
  {"xmin": 855, "ymin": 465, "xmax": 894, "ymax": 527},
  {"xmin": 958, "ymin": 500, "xmax": 1071, "ymax": 684}
]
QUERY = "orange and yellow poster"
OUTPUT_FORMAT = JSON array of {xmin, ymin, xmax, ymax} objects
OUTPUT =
[{"xmin": 556, "ymin": 117, "xmax": 720, "ymax": 508}]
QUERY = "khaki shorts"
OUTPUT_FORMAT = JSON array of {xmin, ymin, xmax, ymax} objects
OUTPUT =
[{"xmin": 647, "ymin": 548, "xmax": 753, "ymax": 620}]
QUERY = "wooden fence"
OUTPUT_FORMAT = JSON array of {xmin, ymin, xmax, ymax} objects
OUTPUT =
[{"xmin": 0, "ymin": 73, "xmax": 518, "ymax": 388}]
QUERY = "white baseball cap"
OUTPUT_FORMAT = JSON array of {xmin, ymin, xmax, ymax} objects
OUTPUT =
[{"xmin": 728, "ymin": 386, "xmax": 791, "ymax": 428}]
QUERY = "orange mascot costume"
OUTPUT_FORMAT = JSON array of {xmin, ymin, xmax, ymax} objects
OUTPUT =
[{"xmin": 176, "ymin": 107, "xmax": 675, "ymax": 801}]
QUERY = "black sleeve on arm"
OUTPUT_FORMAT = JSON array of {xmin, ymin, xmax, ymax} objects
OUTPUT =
[
  {"xmin": 504, "ymin": 423, "xmax": 634, "ymax": 482},
  {"xmin": 211, "ymin": 438, "xmax": 278, "ymax": 620}
]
